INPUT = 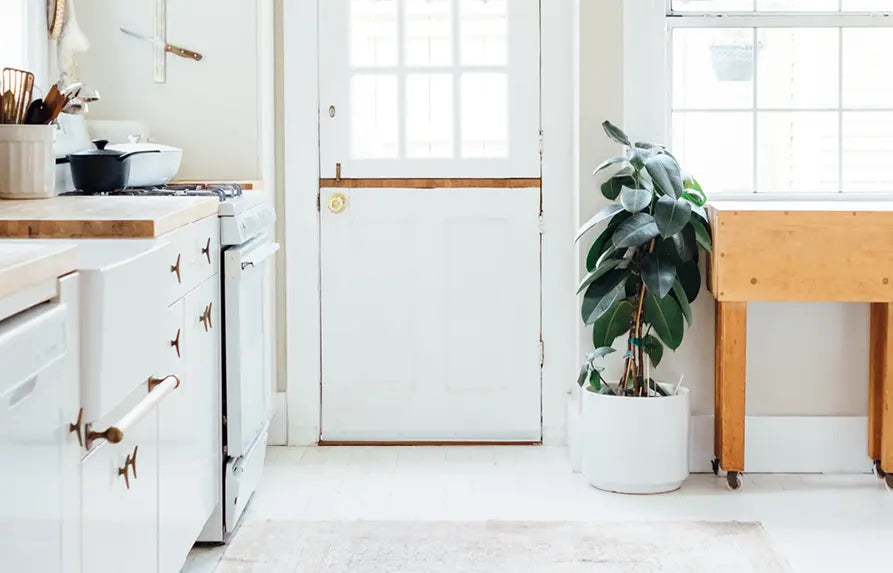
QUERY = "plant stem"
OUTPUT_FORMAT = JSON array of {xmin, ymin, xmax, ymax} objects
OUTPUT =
[{"xmin": 632, "ymin": 238, "xmax": 657, "ymax": 396}]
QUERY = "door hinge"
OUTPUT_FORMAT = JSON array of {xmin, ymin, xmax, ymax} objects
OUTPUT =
[
  {"xmin": 538, "ymin": 129, "xmax": 544, "ymax": 156},
  {"xmin": 537, "ymin": 214, "xmax": 544, "ymax": 234},
  {"xmin": 316, "ymin": 191, "xmax": 321, "ymax": 212},
  {"xmin": 538, "ymin": 340, "xmax": 544, "ymax": 367}
]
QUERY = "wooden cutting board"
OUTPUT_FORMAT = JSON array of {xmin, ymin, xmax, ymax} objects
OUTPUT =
[
  {"xmin": 0, "ymin": 196, "xmax": 219, "ymax": 239},
  {"xmin": 0, "ymin": 243, "xmax": 77, "ymax": 300}
]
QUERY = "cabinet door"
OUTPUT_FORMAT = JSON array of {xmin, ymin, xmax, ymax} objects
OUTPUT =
[
  {"xmin": 81, "ymin": 410, "xmax": 158, "ymax": 573},
  {"xmin": 0, "ymin": 302, "xmax": 72, "ymax": 573},
  {"xmin": 158, "ymin": 276, "xmax": 221, "ymax": 573}
]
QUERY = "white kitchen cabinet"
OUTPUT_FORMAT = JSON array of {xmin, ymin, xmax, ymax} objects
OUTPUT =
[
  {"xmin": 81, "ymin": 396, "xmax": 161, "ymax": 573},
  {"xmin": 158, "ymin": 275, "xmax": 221, "ymax": 573},
  {"xmin": 0, "ymin": 273, "xmax": 80, "ymax": 573}
]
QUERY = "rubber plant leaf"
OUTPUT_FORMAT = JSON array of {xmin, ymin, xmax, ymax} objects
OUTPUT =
[
  {"xmin": 611, "ymin": 212, "xmax": 660, "ymax": 249},
  {"xmin": 586, "ymin": 211, "xmax": 631, "ymax": 271},
  {"xmin": 673, "ymin": 279, "xmax": 693, "ymax": 327},
  {"xmin": 654, "ymin": 195, "xmax": 692, "ymax": 238},
  {"xmin": 578, "ymin": 259, "xmax": 626, "ymax": 295},
  {"xmin": 690, "ymin": 217, "xmax": 712, "ymax": 253},
  {"xmin": 602, "ymin": 120, "xmax": 631, "ymax": 146},
  {"xmin": 640, "ymin": 252, "xmax": 677, "ymax": 299},
  {"xmin": 677, "ymin": 260, "xmax": 701, "ymax": 303},
  {"xmin": 644, "ymin": 293, "xmax": 684, "ymax": 351},
  {"xmin": 601, "ymin": 176, "xmax": 634, "ymax": 201},
  {"xmin": 620, "ymin": 185, "xmax": 652, "ymax": 213},
  {"xmin": 592, "ymin": 300, "xmax": 634, "ymax": 348},
  {"xmin": 581, "ymin": 269, "xmax": 629, "ymax": 325},
  {"xmin": 642, "ymin": 334, "xmax": 664, "ymax": 368},
  {"xmin": 575, "ymin": 204, "xmax": 625, "ymax": 243}
]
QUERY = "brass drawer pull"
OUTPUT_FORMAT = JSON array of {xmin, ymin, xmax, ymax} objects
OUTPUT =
[
  {"xmin": 199, "ymin": 302, "xmax": 213, "ymax": 332},
  {"xmin": 148, "ymin": 374, "xmax": 181, "ymax": 392},
  {"xmin": 128, "ymin": 445, "xmax": 139, "ymax": 479},
  {"xmin": 171, "ymin": 253, "xmax": 182, "ymax": 283},
  {"xmin": 170, "ymin": 328, "xmax": 181, "ymax": 357},
  {"xmin": 69, "ymin": 407, "xmax": 84, "ymax": 448},
  {"xmin": 201, "ymin": 237, "xmax": 211, "ymax": 264},
  {"xmin": 118, "ymin": 457, "xmax": 131, "ymax": 489}
]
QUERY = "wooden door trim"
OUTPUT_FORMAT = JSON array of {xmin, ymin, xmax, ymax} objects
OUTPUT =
[{"xmin": 319, "ymin": 178, "xmax": 542, "ymax": 189}]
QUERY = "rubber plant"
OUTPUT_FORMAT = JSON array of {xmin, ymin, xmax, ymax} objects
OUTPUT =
[{"xmin": 575, "ymin": 121, "xmax": 711, "ymax": 397}]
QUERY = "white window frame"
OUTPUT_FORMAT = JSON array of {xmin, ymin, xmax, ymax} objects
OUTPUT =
[
  {"xmin": 624, "ymin": 0, "xmax": 893, "ymax": 200},
  {"xmin": 317, "ymin": 0, "xmax": 541, "ymax": 179}
]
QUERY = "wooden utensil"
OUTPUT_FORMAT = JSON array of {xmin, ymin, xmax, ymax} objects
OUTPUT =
[
  {"xmin": 1, "ymin": 91, "xmax": 14, "ymax": 124},
  {"xmin": 1, "ymin": 68, "xmax": 35, "ymax": 124}
]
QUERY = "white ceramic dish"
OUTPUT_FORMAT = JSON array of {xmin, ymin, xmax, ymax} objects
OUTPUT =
[
  {"xmin": 106, "ymin": 142, "xmax": 182, "ymax": 187},
  {"xmin": 0, "ymin": 125, "xmax": 56, "ymax": 199}
]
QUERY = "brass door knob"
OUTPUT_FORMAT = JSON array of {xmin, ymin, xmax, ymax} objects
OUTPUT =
[{"xmin": 328, "ymin": 193, "xmax": 347, "ymax": 214}]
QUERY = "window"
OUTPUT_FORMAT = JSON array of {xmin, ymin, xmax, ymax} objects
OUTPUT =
[
  {"xmin": 319, "ymin": 0, "xmax": 540, "ymax": 179},
  {"xmin": 669, "ymin": 1, "xmax": 893, "ymax": 194}
]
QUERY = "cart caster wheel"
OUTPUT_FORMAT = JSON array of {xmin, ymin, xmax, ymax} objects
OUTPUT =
[
  {"xmin": 886, "ymin": 475, "xmax": 893, "ymax": 492},
  {"xmin": 726, "ymin": 472, "xmax": 742, "ymax": 491},
  {"xmin": 873, "ymin": 460, "xmax": 887, "ymax": 479},
  {"xmin": 711, "ymin": 458, "xmax": 720, "ymax": 476}
]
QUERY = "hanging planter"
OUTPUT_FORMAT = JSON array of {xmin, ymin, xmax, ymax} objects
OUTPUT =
[{"xmin": 710, "ymin": 42, "xmax": 755, "ymax": 82}]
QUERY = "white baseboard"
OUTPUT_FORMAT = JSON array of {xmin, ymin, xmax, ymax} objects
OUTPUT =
[
  {"xmin": 269, "ymin": 392, "xmax": 288, "ymax": 446},
  {"xmin": 567, "ymin": 396, "xmax": 873, "ymax": 474}
]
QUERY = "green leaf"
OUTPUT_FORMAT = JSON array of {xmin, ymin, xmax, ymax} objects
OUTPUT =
[
  {"xmin": 593, "ymin": 156, "xmax": 629, "ymax": 177},
  {"xmin": 577, "ymin": 362, "xmax": 590, "ymax": 387},
  {"xmin": 588, "ymin": 346, "xmax": 617, "ymax": 361},
  {"xmin": 619, "ymin": 186, "xmax": 652, "ymax": 213},
  {"xmin": 581, "ymin": 270, "xmax": 629, "ymax": 325},
  {"xmin": 645, "ymin": 154, "xmax": 683, "ymax": 199},
  {"xmin": 592, "ymin": 300, "xmax": 634, "ymax": 348},
  {"xmin": 644, "ymin": 293, "xmax": 684, "ymax": 351},
  {"xmin": 683, "ymin": 175, "xmax": 707, "ymax": 205},
  {"xmin": 654, "ymin": 195, "xmax": 692, "ymax": 238},
  {"xmin": 588, "ymin": 370, "xmax": 603, "ymax": 391},
  {"xmin": 577, "ymin": 258, "xmax": 625, "ymax": 295},
  {"xmin": 602, "ymin": 120, "xmax": 631, "ymax": 146},
  {"xmin": 642, "ymin": 334, "xmax": 664, "ymax": 367},
  {"xmin": 640, "ymin": 252, "xmax": 676, "ymax": 299},
  {"xmin": 586, "ymin": 212, "xmax": 631, "ymax": 271},
  {"xmin": 690, "ymin": 217, "xmax": 712, "ymax": 253},
  {"xmin": 677, "ymin": 260, "xmax": 701, "ymax": 303},
  {"xmin": 611, "ymin": 212, "xmax": 660, "ymax": 249},
  {"xmin": 673, "ymin": 280, "xmax": 693, "ymax": 327},
  {"xmin": 630, "ymin": 149, "xmax": 649, "ymax": 170},
  {"xmin": 575, "ymin": 203, "xmax": 625, "ymax": 244},
  {"xmin": 601, "ymin": 176, "xmax": 634, "ymax": 201},
  {"xmin": 668, "ymin": 226, "xmax": 696, "ymax": 263},
  {"xmin": 634, "ymin": 141, "xmax": 663, "ymax": 150}
]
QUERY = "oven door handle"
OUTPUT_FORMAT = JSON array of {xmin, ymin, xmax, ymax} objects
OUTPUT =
[{"xmin": 239, "ymin": 242, "xmax": 280, "ymax": 271}]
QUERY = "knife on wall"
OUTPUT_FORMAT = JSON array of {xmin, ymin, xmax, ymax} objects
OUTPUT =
[{"xmin": 120, "ymin": 28, "xmax": 203, "ymax": 61}]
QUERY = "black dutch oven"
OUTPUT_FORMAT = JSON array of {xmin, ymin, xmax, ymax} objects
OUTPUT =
[{"xmin": 57, "ymin": 139, "xmax": 160, "ymax": 192}]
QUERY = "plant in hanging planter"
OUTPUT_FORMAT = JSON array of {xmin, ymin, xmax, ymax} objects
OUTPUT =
[{"xmin": 574, "ymin": 121, "xmax": 712, "ymax": 494}]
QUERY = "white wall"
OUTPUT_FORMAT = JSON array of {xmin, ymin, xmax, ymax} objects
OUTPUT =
[
  {"xmin": 77, "ymin": 0, "xmax": 270, "ymax": 181},
  {"xmin": 578, "ymin": 2, "xmax": 868, "ymax": 417}
]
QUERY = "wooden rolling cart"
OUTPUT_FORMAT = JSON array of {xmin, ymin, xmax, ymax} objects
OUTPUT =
[{"xmin": 709, "ymin": 201, "xmax": 893, "ymax": 490}]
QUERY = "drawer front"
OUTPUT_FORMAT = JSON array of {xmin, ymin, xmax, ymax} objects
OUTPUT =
[
  {"xmin": 80, "ymin": 242, "xmax": 168, "ymax": 422},
  {"xmin": 82, "ymin": 407, "xmax": 158, "ymax": 573},
  {"xmin": 158, "ymin": 280, "xmax": 220, "ymax": 573},
  {"xmin": 163, "ymin": 217, "xmax": 220, "ymax": 306}
]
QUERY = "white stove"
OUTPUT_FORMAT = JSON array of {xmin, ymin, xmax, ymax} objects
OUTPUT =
[{"xmin": 63, "ymin": 182, "xmax": 279, "ymax": 542}]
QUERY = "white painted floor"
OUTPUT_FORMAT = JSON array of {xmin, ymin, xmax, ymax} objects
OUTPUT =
[{"xmin": 184, "ymin": 446, "xmax": 893, "ymax": 573}]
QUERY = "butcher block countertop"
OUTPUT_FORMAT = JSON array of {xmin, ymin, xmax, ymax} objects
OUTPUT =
[
  {"xmin": 0, "ymin": 243, "xmax": 77, "ymax": 300},
  {"xmin": 0, "ymin": 196, "xmax": 219, "ymax": 239}
]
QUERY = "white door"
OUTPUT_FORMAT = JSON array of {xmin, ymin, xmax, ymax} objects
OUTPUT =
[{"xmin": 319, "ymin": 0, "xmax": 542, "ymax": 442}]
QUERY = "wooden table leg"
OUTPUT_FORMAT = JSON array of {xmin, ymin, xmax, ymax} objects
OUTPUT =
[
  {"xmin": 715, "ymin": 301, "xmax": 747, "ymax": 485},
  {"xmin": 869, "ymin": 303, "xmax": 886, "ymax": 470}
]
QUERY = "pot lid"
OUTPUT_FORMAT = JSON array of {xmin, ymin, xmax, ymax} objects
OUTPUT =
[{"xmin": 70, "ymin": 139, "xmax": 124, "ymax": 157}]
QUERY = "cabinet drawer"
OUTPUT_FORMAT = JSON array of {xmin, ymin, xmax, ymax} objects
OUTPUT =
[
  {"xmin": 163, "ymin": 217, "xmax": 220, "ymax": 306},
  {"xmin": 81, "ymin": 400, "xmax": 160, "ymax": 573},
  {"xmin": 79, "ymin": 242, "xmax": 169, "ymax": 423}
]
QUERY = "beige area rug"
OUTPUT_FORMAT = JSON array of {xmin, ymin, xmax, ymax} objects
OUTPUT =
[{"xmin": 213, "ymin": 520, "xmax": 793, "ymax": 573}]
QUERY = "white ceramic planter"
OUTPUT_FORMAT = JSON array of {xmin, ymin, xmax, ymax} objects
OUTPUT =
[
  {"xmin": 0, "ymin": 125, "xmax": 56, "ymax": 199},
  {"xmin": 581, "ymin": 384, "xmax": 690, "ymax": 494}
]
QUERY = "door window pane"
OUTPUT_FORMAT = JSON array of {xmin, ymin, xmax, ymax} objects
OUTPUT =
[
  {"xmin": 351, "ymin": 75, "xmax": 399, "ymax": 158},
  {"xmin": 405, "ymin": 0, "xmax": 452, "ymax": 66},
  {"xmin": 843, "ymin": 29, "xmax": 893, "ymax": 108},
  {"xmin": 756, "ymin": 0, "xmax": 839, "ymax": 10},
  {"xmin": 673, "ymin": 112, "xmax": 754, "ymax": 193},
  {"xmin": 406, "ymin": 74, "xmax": 454, "ymax": 158},
  {"xmin": 673, "ymin": 29, "xmax": 754, "ymax": 110},
  {"xmin": 350, "ymin": 0, "xmax": 398, "ymax": 67},
  {"xmin": 757, "ymin": 112, "xmax": 839, "ymax": 192},
  {"xmin": 757, "ymin": 29, "xmax": 838, "ymax": 109},
  {"xmin": 460, "ymin": 0, "xmax": 508, "ymax": 66},
  {"xmin": 672, "ymin": 0, "xmax": 754, "ymax": 10},
  {"xmin": 842, "ymin": 1, "xmax": 893, "ymax": 9},
  {"xmin": 461, "ymin": 73, "xmax": 508, "ymax": 157},
  {"xmin": 843, "ymin": 112, "xmax": 893, "ymax": 192}
]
